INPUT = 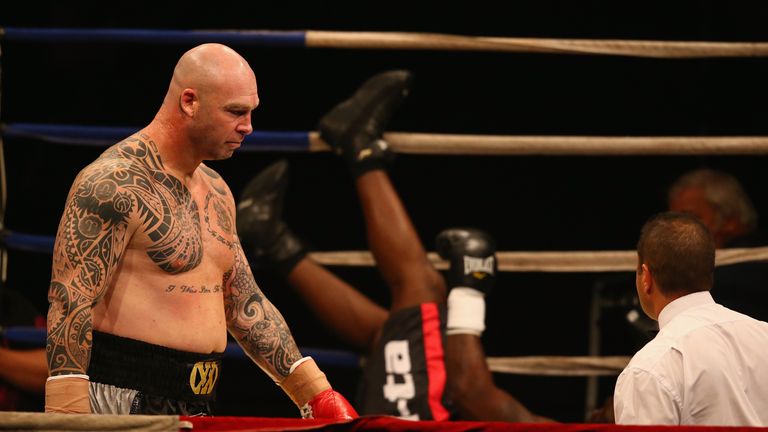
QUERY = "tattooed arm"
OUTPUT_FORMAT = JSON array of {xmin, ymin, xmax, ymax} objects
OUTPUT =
[
  {"xmin": 223, "ymin": 241, "xmax": 303, "ymax": 382},
  {"xmin": 212, "ymin": 167, "xmax": 302, "ymax": 381},
  {"xmin": 46, "ymin": 159, "xmax": 135, "ymax": 412},
  {"xmin": 221, "ymin": 177, "xmax": 357, "ymax": 419}
]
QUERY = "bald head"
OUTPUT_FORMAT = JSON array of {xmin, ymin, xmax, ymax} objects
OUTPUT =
[
  {"xmin": 148, "ymin": 43, "xmax": 258, "ymax": 164},
  {"xmin": 168, "ymin": 43, "xmax": 255, "ymax": 99}
]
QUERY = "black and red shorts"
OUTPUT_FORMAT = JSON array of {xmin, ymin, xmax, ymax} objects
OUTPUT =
[{"xmin": 357, "ymin": 303, "xmax": 451, "ymax": 420}]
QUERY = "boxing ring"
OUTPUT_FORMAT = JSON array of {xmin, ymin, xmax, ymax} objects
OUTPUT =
[
  {"xmin": 1, "ymin": 27, "xmax": 768, "ymax": 431},
  {"xmin": 1, "ymin": 410, "xmax": 763, "ymax": 432}
]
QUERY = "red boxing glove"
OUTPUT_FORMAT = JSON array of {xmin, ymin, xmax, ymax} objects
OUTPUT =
[
  {"xmin": 301, "ymin": 388, "xmax": 358, "ymax": 420},
  {"xmin": 280, "ymin": 357, "xmax": 359, "ymax": 420}
]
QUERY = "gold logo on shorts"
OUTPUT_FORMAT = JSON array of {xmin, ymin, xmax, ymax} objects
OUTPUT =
[{"xmin": 190, "ymin": 361, "xmax": 219, "ymax": 395}]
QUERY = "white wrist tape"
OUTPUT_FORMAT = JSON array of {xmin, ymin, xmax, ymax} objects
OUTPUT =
[
  {"xmin": 446, "ymin": 287, "xmax": 486, "ymax": 336},
  {"xmin": 289, "ymin": 356, "xmax": 312, "ymax": 375},
  {"xmin": 47, "ymin": 374, "xmax": 89, "ymax": 382},
  {"xmin": 280, "ymin": 357, "xmax": 330, "ymax": 408}
]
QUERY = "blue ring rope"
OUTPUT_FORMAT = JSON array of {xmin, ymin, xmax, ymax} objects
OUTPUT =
[
  {"xmin": 2, "ymin": 326, "xmax": 361, "ymax": 368},
  {"xmin": 2, "ymin": 232, "xmax": 54, "ymax": 253},
  {"xmin": 1, "ymin": 28, "xmax": 307, "ymax": 47},
  {"xmin": 2, "ymin": 123, "xmax": 312, "ymax": 152}
]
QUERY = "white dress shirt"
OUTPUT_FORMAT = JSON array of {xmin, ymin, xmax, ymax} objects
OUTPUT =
[{"xmin": 614, "ymin": 291, "xmax": 768, "ymax": 426}]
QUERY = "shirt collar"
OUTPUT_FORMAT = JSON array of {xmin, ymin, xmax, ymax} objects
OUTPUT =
[{"xmin": 657, "ymin": 291, "xmax": 714, "ymax": 329}]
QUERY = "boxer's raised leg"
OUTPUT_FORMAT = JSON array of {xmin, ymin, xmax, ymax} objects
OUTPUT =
[
  {"xmin": 318, "ymin": 70, "xmax": 446, "ymax": 311},
  {"xmin": 356, "ymin": 171, "xmax": 446, "ymax": 310},
  {"xmin": 317, "ymin": 71, "xmax": 451, "ymax": 420}
]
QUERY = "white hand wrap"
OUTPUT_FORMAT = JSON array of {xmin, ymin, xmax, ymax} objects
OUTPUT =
[
  {"xmin": 45, "ymin": 374, "xmax": 91, "ymax": 414},
  {"xmin": 279, "ymin": 357, "xmax": 331, "ymax": 409},
  {"xmin": 446, "ymin": 287, "xmax": 486, "ymax": 336}
]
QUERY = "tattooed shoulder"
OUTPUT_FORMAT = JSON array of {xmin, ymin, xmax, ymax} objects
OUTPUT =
[
  {"xmin": 71, "ymin": 160, "xmax": 137, "ymax": 226},
  {"xmin": 82, "ymin": 135, "xmax": 205, "ymax": 274},
  {"xmin": 200, "ymin": 164, "xmax": 222, "ymax": 180},
  {"xmin": 200, "ymin": 164, "xmax": 229, "ymax": 196}
]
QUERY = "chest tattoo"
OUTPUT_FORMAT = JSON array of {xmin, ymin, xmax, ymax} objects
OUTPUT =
[
  {"xmin": 204, "ymin": 192, "xmax": 235, "ymax": 249},
  {"xmin": 106, "ymin": 137, "xmax": 204, "ymax": 273}
]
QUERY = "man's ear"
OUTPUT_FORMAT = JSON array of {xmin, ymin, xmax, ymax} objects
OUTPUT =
[
  {"xmin": 180, "ymin": 88, "xmax": 198, "ymax": 117},
  {"xmin": 640, "ymin": 263, "xmax": 653, "ymax": 295}
]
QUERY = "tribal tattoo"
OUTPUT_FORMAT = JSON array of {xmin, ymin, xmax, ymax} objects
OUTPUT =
[
  {"xmin": 223, "ymin": 242, "xmax": 302, "ymax": 379},
  {"xmin": 200, "ymin": 165, "xmax": 227, "ymax": 196},
  {"xmin": 204, "ymin": 192, "xmax": 235, "ymax": 249},
  {"xmin": 47, "ymin": 134, "xmax": 203, "ymax": 375},
  {"xmin": 47, "ymin": 282, "xmax": 92, "ymax": 374}
]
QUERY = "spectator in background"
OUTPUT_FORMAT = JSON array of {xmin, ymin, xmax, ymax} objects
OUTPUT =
[
  {"xmin": 667, "ymin": 168, "xmax": 757, "ymax": 249},
  {"xmin": 667, "ymin": 168, "xmax": 768, "ymax": 322},
  {"xmin": 622, "ymin": 167, "xmax": 765, "ymax": 341}
]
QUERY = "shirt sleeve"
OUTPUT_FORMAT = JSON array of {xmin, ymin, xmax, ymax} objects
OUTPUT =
[{"xmin": 614, "ymin": 366, "xmax": 682, "ymax": 425}]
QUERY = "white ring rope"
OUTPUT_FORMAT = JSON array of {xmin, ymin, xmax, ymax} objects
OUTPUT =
[
  {"xmin": 306, "ymin": 31, "xmax": 768, "ymax": 58},
  {"xmin": 309, "ymin": 246, "xmax": 768, "ymax": 273},
  {"xmin": 308, "ymin": 132, "xmax": 768, "ymax": 155},
  {"xmin": 487, "ymin": 356, "xmax": 630, "ymax": 376}
]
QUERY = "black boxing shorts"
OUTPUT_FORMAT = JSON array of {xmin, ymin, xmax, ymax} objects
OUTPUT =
[
  {"xmin": 87, "ymin": 330, "xmax": 223, "ymax": 415},
  {"xmin": 357, "ymin": 303, "xmax": 451, "ymax": 420}
]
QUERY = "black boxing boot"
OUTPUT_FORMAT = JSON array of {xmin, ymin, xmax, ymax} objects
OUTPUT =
[
  {"xmin": 436, "ymin": 228, "xmax": 497, "ymax": 336},
  {"xmin": 317, "ymin": 70, "xmax": 412, "ymax": 178},
  {"xmin": 236, "ymin": 160, "xmax": 307, "ymax": 277}
]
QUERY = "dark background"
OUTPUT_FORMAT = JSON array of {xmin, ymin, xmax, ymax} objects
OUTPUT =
[{"xmin": 2, "ymin": 1, "xmax": 768, "ymax": 422}]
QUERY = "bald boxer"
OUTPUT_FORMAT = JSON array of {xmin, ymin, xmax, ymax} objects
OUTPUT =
[
  {"xmin": 238, "ymin": 71, "xmax": 550, "ymax": 422},
  {"xmin": 45, "ymin": 43, "xmax": 356, "ymax": 418}
]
